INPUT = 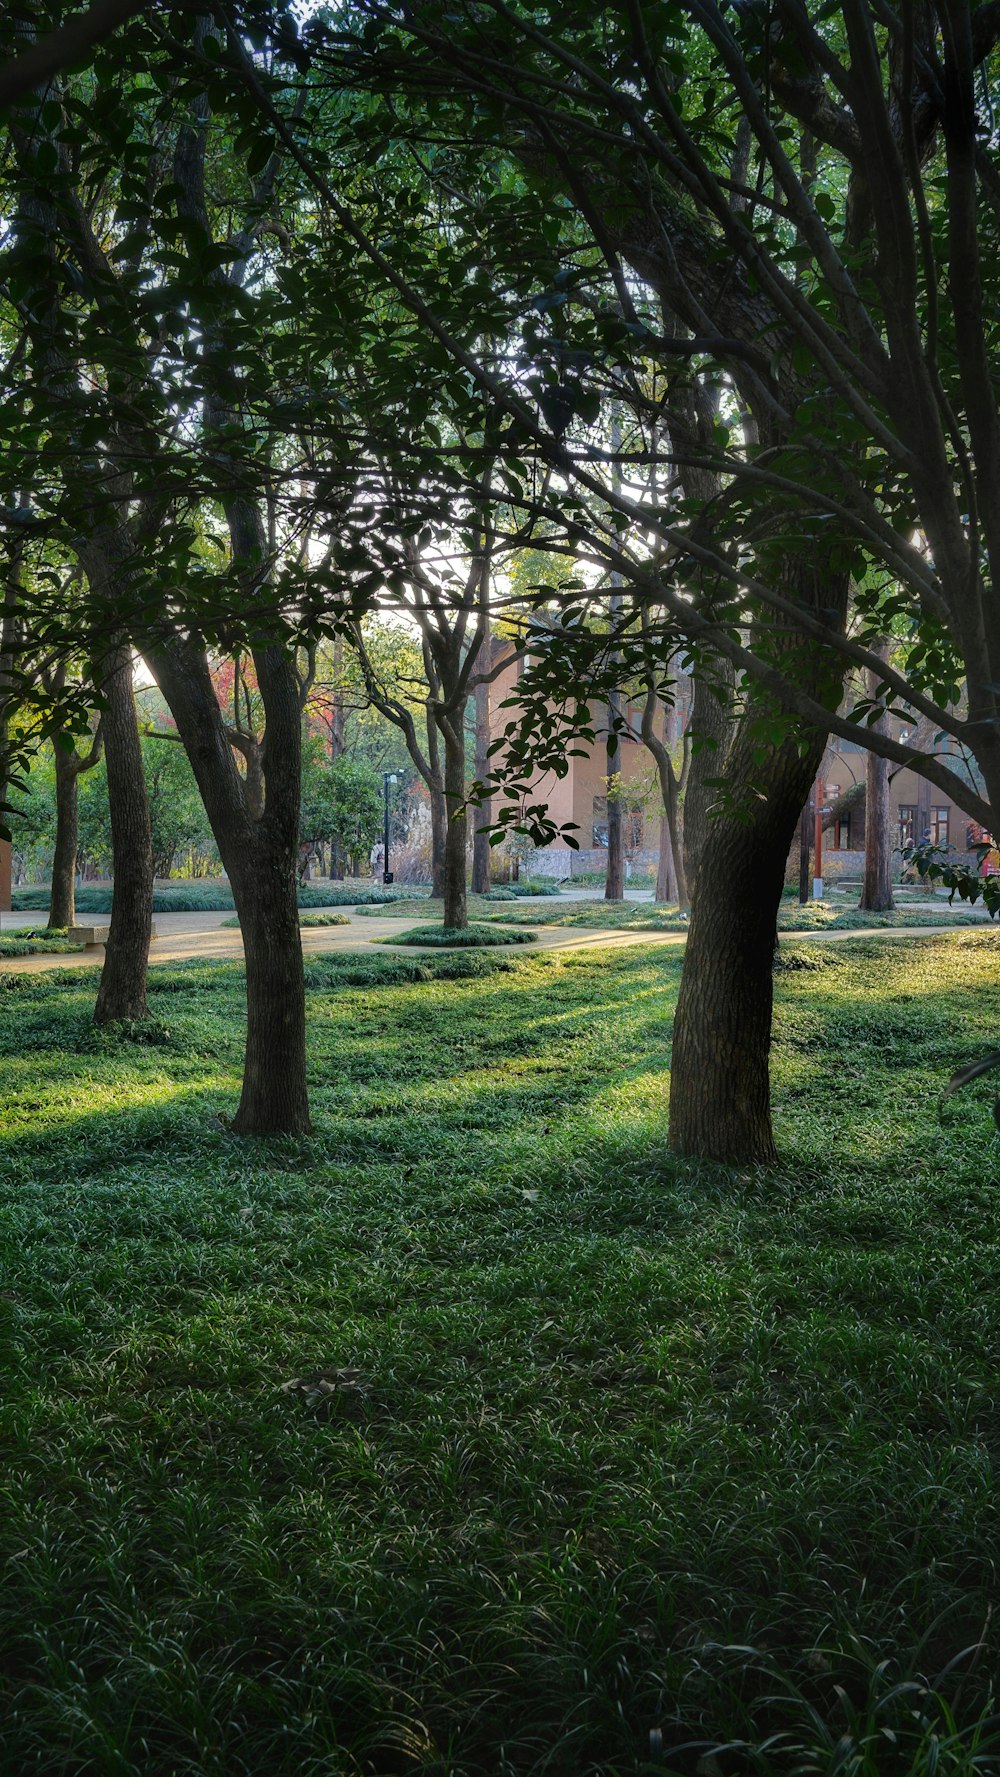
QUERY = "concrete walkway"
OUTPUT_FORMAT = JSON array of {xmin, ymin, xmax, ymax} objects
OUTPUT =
[{"xmin": 0, "ymin": 904, "xmax": 992, "ymax": 978}]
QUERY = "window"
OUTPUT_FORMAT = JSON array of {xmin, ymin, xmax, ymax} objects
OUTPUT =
[
  {"xmin": 930, "ymin": 807, "xmax": 950, "ymax": 846},
  {"xmin": 834, "ymin": 815, "xmax": 852, "ymax": 850},
  {"xmin": 899, "ymin": 805, "xmax": 916, "ymax": 848}
]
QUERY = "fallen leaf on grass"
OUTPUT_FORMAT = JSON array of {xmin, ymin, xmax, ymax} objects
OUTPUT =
[{"xmin": 279, "ymin": 1367, "xmax": 369, "ymax": 1405}]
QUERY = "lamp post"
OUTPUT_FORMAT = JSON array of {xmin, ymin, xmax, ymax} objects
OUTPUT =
[{"xmin": 382, "ymin": 773, "xmax": 397, "ymax": 884}]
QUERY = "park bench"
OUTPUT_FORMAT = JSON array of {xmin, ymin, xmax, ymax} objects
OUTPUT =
[{"xmin": 69, "ymin": 925, "xmax": 159, "ymax": 948}]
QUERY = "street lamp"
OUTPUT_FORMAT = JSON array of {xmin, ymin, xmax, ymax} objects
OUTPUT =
[{"xmin": 382, "ymin": 773, "xmax": 398, "ymax": 884}]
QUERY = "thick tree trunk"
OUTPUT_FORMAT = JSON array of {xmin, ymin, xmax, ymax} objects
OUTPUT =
[
  {"xmin": 441, "ymin": 714, "xmax": 468, "ymax": 928},
  {"xmin": 94, "ymin": 644, "xmax": 153, "ymax": 1024},
  {"xmin": 605, "ymin": 692, "xmax": 625, "ymax": 901},
  {"xmin": 471, "ymin": 666, "xmax": 492, "ymax": 894},
  {"xmin": 229, "ymin": 850, "xmax": 309, "ymax": 1136},
  {"xmin": 49, "ymin": 744, "xmax": 80, "ymax": 930},
  {"xmin": 669, "ymin": 729, "xmax": 826, "ymax": 1164},
  {"xmin": 860, "ymin": 646, "xmax": 895, "ymax": 912},
  {"xmin": 682, "ymin": 660, "xmax": 737, "ymax": 896}
]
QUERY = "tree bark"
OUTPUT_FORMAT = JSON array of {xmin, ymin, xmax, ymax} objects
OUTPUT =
[
  {"xmin": 669, "ymin": 726, "xmax": 827, "ymax": 1164},
  {"xmin": 859, "ymin": 644, "xmax": 895, "ymax": 912},
  {"xmin": 94, "ymin": 642, "xmax": 153, "ymax": 1024},
  {"xmin": 656, "ymin": 811, "xmax": 678, "ymax": 903},
  {"xmin": 429, "ymin": 782, "xmax": 446, "ymax": 897},
  {"xmin": 439, "ymin": 708, "xmax": 468, "ymax": 928},
  {"xmin": 604, "ymin": 692, "xmax": 625, "ymax": 901},
  {"xmin": 228, "ymin": 845, "xmax": 309, "ymax": 1136},
  {"xmin": 49, "ymin": 744, "xmax": 81, "ymax": 930},
  {"xmin": 644, "ymin": 691, "xmax": 688, "ymax": 908},
  {"xmin": 471, "ymin": 658, "xmax": 493, "ymax": 894},
  {"xmin": 148, "ymin": 634, "xmax": 311, "ymax": 1135},
  {"xmin": 49, "ymin": 717, "xmax": 104, "ymax": 930}
]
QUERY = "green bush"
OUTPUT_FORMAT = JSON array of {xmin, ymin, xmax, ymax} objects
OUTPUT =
[
  {"xmin": 504, "ymin": 878, "xmax": 562, "ymax": 896},
  {"xmin": 380, "ymin": 923, "xmax": 538, "ymax": 948}
]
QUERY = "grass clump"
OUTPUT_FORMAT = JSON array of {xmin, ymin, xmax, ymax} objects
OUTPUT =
[
  {"xmin": 0, "ymin": 926, "xmax": 82, "ymax": 955},
  {"xmin": 0, "ymin": 933, "xmax": 998, "ymax": 1769},
  {"xmin": 380, "ymin": 921, "xmax": 539, "ymax": 947},
  {"xmin": 483, "ymin": 877, "xmax": 562, "ymax": 898}
]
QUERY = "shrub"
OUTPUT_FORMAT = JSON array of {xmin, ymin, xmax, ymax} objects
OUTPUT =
[
  {"xmin": 504, "ymin": 878, "xmax": 562, "ymax": 896},
  {"xmin": 380, "ymin": 923, "xmax": 538, "ymax": 948}
]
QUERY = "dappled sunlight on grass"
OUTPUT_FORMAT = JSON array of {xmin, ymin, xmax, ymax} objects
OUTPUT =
[{"xmin": 0, "ymin": 940, "xmax": 998, "ymax": 1769}]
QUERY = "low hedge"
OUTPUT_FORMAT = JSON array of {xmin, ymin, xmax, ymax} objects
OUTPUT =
[
  {"xmin": 484, "ymin": 879, "xmax": 562, "ymax": 899},
  {"xmin": 12, "ymin": 883, "xmax": 417, "ymax": 914},
  {"xmin": 379, "ymin": 923, "xmax": 538, "ymax": 948}
]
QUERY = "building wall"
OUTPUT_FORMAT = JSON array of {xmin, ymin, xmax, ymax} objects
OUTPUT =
[{"xmin": 489, "ymin": 651, "xmax": 677, "ymax": 860}]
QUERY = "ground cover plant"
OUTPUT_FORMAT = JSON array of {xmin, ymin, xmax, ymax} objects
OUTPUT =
[
  {"xmin": 11, "ymin": 884, "xmax": 421, "ymax": 914},
  {"xmin": 379, "ymin": 921, "xmax": 539, "ymax": 947},
  {"xmin": 0, "ymin": 934, "xmax": 998, "ymax": 1772},
  {"xmin": 0, "ymin": 928, "xmax": 82, "ymax": 956},
  {"xmin": 483, "ymin": 880, "xmax": 563, "ymax": 899},
  {"xmin": 481, "ymin": 900, "xmax": 993, "ymax": 934}
]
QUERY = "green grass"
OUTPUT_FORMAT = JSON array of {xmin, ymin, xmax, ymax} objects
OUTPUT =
[
  {"xmin": 484, "ymin": 898, "xmax": 994, "ymax": 933},
  {"xmin": 379, "ymin": 921, "xmax": 539, "ymax": 947},
  {"xmin": 12, "ymin": 883, "xmax": 421, "ymax": 914},
  {"xmin": 0, "ymin": 927, "xmax": 82, "ymax": 956},
  {"xmin": 483, "ymin": 878, "xmax": 563, "ymax": 899},
  {"xmin": 0, "ymin": 934, "xmax": 999, "ymax": 1770}
]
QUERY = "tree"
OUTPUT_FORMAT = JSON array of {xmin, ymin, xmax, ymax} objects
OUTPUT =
[
  {"xmin": 287, "ymin": 0, "xmax": 1000, "ymax": 1159},
  {"xmin": 300, "ymin": 743, "xmax": 383, "ymax": 872}
]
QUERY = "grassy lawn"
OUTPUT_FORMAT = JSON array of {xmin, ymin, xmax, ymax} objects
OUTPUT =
[
  {"xmin": 0, "ymin": 935, "xmax": 999, "ymax": 1772},
  {"xmin": 477, "ymin": 898, "xmax": 995, "ymax": 933}
]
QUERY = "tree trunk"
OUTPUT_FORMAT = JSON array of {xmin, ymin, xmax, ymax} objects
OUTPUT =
[
  {"xmin": 228, "ymin": 848, "xmax": 309, "ymax": 1136},
  {"xmin": 429, "ymin": 776, "xmax": 447, "ymax": 898},
  {"xmin": 860, "ymin": 644, "xmax": 895, "ymax": 912},
  {"xmin": 49, "ymin": 743, "xmax": 80, "ymax": 930},
  {"xmin": 669, "ymin": 729, "xmax": 826, "ymax": 1164},
  {"xmin": 94, "ymin": 643, "xmax": 153, "ymax": 1024},
  {"xmin": 440, "ymin": 711, "xmax": 468, "ymax": 928},
  {"xmin": 148, "ymin": 634, "xmax": 311, "ymax": 1135},
  {"xmin": 656, "ymin": 811, "xmax": 678, "ymax": 903},
  {"xmin": 682, "ymin": 661, "xmax": 737, "ymax": 896},
  {"xmin": 605, "ymin": 692, "xmax": 625, "ymax": 901},
  {"xmin": 330, "ymin": 633, "xmax": 346, "ymax": 762},
  {"xmin": 646, "ymin": 705, "xmax": 688, "ymax": 909},
  {"xmin": 471, "ymin": 664, "xmax": 492, "ymax": 894},
  {"xmin": 798, "ymin": 803, "xmax": 811, "ymax": 904}
]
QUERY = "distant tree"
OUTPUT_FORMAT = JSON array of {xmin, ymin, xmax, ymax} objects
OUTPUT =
[{"xmin": 300, "ymin": 743, "xmax": 383, "ymax": 874}]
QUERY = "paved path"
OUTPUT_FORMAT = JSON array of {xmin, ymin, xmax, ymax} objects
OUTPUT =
[{"xmin": 0, "ymin": 906, "xmax": 992, "ymax": 978}]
